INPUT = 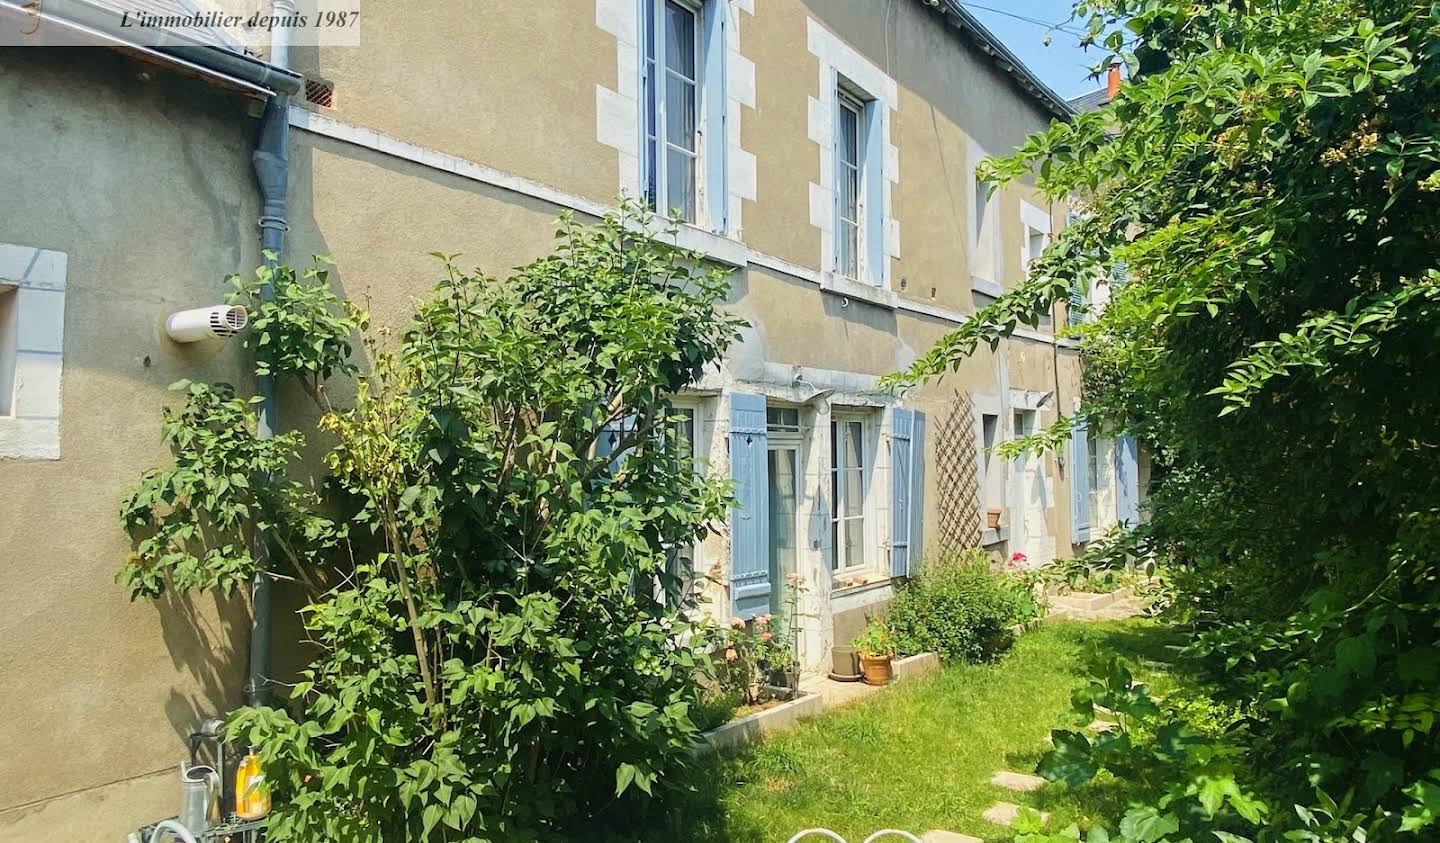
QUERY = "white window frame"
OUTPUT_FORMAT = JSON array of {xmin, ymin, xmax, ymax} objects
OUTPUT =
[
  {"xmin": 666, "ymin": 396, "xmax": 712, "ymax": 610},
  {"xmin": 833, "ymin": 84, "xmax": 867, "ymax": 282},
  {"xmin": 0, "ymin": 244, "xmax": 66, "ymax": 461},
  {"xmin": 807, "ymin": 18, "xmax": 898, "ymax": 291},
  {"xmin": 641, "ymin": 0, "xmax": 705, "ymax": 225},
  {"xmin": 830, "ymin": 411, "xmax": 874, "ymax": 574},
  {"xmin": 971, "ymin": 392, "xmax": 1006, "ymax": 539},
  {"xmin": 970, "ymin": 141, "xmax": 1003, "ymax": 295}
]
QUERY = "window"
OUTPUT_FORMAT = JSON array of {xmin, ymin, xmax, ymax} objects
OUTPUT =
[
  {"xmin": 973, "ymin": 177, "xmax": 999, "ymax": 283},
  {"xmin": 642, "ymin": 0, "xmax": 700, "ymax": 222},
  {"xmin": 830, "ymin": 418, "xmax": 867, "ymax": 571},
  {"xmin": 665, "ymin": 406, "xmax": 699, "ymax": 606},
  {"xmin": 0, "ymin": 243, "xmax": 67, "ymax": 461},
  {"xmin": 1088, "ymin": 435, "xmax": 1112, "ymax": 527},
  {"xmin": 0, "ymin": 285, "xmax": 17, "ymax": 417},
  {"xmin": 1021, "ymin": 202, "xmax": 1053, "ymax": 326},
  {"xmin": 979, "ymin": 410, "xmax": 1004, "ymax": 525},
  {"xmin": 834, "ymin": 88, "xmax": 864, "ymax": 280},
  {"xmin": 767, "ymin": 406, "xmax": 801, "ymax": 434}
]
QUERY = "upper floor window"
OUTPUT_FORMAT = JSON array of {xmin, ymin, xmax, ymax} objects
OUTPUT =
[
  {"xmin": 973, "ymin": 180, "xmax": 1000, "ymax": 283},
  {"xmin": 642, "ymin": 0, "xmax": 701, "ymax": 222},
  {"xmin": 834, "ymin": 88, "xmax": 865, "ymax": 280}
]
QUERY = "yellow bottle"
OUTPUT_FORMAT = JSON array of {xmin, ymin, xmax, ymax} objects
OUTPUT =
[{"xmin": 234, "ymin": 753, "xmax": 271, "ymax": 820}]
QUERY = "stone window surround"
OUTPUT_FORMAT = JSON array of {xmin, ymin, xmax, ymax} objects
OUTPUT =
[
  {"xmin": 0, "ymin": 243, "xmax": 67, "ymax": 461},
  {"xmin": 596, "ymin": 0, "xmax": 758, "ymax": 237},
  {"xmin": 806, "ymin": 17, "xmax": 900, "ymax": 293}
]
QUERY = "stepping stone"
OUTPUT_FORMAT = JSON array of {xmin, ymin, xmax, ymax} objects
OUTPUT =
[
  {"xmin": 982, "ymin": 801, "xmax": 1048, "ymax": 827},
  {"xmin": 1087, "ymin": 719, "xmax": 1116, "ymax": 733},
  {"xmin": 922, "ymin": 832, "xmax": 983, "ymax": 843},
  {"xmin": 990, "ymin": 770, "xmax": 1047, "ymax": 792}
]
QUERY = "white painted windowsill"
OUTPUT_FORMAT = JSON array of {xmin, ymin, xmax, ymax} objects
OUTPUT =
[
  {"xmin": 821, "ymin": 272, "xmax": 897, "ymax": 310},
  {"xmin": 971, "ymin": 274, "xmax": 1004, "ymax": 298}
]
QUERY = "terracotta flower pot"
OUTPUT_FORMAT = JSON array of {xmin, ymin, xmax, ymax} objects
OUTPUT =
[
  {"xmin": 986, "ymin": 508, "xmax": 1003, "ymax": 530},
  {"xmin": 859, "ymin": 654, "xmax": 893, "ymax": 686}
]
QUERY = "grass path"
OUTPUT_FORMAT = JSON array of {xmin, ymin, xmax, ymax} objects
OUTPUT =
[{"xmin": 652, "ymin": 619, "xmax": 1187, "ymax": 843}]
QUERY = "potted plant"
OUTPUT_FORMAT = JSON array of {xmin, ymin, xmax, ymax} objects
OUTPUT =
[{"xmin": 852, "ymin": 617, "xmax": 896, "ymax": 686}]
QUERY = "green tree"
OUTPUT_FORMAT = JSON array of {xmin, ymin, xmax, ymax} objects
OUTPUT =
[
  {"xmin": 123, "ymin": 206, "xmax": 744, "ymax": 841},
  {"xmin": 895, "ymin": 1, "xmax": 1440, "ymax": 838}
]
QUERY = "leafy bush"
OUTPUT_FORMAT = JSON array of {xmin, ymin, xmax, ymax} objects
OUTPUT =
[
  {"xmin": 127, "ymin": 204, "xmax": 748, "ymax": 841},
  {"xmin": 886, "ymin": 550, "xmax": 1039, "ymax": 663}
]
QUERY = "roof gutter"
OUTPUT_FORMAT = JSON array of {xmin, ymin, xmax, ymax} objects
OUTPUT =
[
  {"xmin": 0, "ymin": 0, "xmax": 300, "ymax": 97},
  {"xmin": 160, "ymin": 44, "xmax": 302, "ymax": 96},
  {"xmin": 924, "ymin": 0, "xmax": 1075, "ymax": 119}
]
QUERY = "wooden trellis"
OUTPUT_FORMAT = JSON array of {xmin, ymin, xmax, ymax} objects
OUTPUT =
[{"xmin": 934, "ymin": 391, "xmax": 983, "ymax": 554}]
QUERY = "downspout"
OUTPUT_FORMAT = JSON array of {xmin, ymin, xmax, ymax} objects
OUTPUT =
[{"xmin": 244, "ymin": 0, "xmax": 295, "ymax": 708}]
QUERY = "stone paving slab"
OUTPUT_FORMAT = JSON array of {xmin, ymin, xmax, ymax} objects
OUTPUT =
[
  {"xmin": 982, "ymin": 801, "xmax": 1048, "ymax": 827},
  {"xmin": 921, "ymin": 831, "xmax": 983, "ymax": 843},
  {"xmin": 1087, "ymin": 719, "xmax": 1116, "ymax": 733},
  {"xmin": 990, "ymin": 770, "xmax": 1047, "ymax": 792}
]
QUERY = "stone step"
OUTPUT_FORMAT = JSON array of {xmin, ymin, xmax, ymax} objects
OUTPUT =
[
  {"xmin": 921, "ymin": 832, "xmax": 983, "ymax": 843},
  {"xmin": 982, "ymin": 801, "xmax": 1048, "ymax": 827},
  {"xmin": 990, "ymin": 770, "xmax": 1047, "ymax": 792}
]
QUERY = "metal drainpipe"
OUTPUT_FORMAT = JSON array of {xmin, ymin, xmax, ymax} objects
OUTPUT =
[{"xmin": 244, "ymin": 0, "xmax": 295, "ymax": 708}]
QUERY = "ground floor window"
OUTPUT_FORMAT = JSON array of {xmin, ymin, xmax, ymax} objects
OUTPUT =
[{"xmin": 831, "ymin": 416, "xmax": 867, "ymax": 572}]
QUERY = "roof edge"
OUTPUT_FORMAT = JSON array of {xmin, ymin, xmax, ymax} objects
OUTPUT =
[{"xmin": 925, "ymin": 0, "xmax": 1076, "ymax": 120}]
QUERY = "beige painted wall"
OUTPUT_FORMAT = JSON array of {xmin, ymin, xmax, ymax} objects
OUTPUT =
[
  {"xmin": 1, "ymin": 3, "xmax": 1088, "ymax": 837},
  {"xmin": 0, "ymin": 50, "xmax": 259, "ymax": 837}
]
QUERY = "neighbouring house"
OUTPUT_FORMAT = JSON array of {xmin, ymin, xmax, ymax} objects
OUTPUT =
[{"xmin": 0, "ymin": 1, "xmax": 1142, "ymax": 838}]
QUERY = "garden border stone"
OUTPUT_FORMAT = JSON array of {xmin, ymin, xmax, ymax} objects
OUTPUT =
[
  {"xmin": 696, "ymin": 651, "xmax": 941, "ymax": 755},
  {"xmin": 694, "ymin": 692, "xmax": 823, "ymax": 755}
]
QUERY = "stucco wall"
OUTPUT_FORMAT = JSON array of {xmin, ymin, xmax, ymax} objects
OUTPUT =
[
  {"xmin": 1, "ymin": 2, "xmax": 1090, "ymax": 838},
  {"xmin": 0, "ymin": 50, "xmax": 259, "ymax": 837}
]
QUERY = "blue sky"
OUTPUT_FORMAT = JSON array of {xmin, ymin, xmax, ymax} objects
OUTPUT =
[{"xmin": 958, "ymin": 1, "xmax": 1108, "ymax": 100}]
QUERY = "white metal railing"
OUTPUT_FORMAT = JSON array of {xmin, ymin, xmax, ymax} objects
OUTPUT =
[{"xmin": 785, "ymin": 831, "xmax": 924, "ymax": 843}]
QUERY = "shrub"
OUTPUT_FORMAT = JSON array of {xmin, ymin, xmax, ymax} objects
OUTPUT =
[
  {"xmin": 128, "ymin": 204, "xmax": 749, "ymax": 841},
  {"xmin": 887, "ymin": 550, "xmax": 1038, "ymax": 663}
]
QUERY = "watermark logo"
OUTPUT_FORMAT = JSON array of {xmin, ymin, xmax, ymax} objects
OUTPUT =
[{"xmin": 5, "ymin": 0, "xmax": 362, "ymax": 47}]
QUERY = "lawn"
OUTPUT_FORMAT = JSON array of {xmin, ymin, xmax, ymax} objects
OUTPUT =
[{"xmin": 647, "ymin": 619, "xmax": 1190, "ymax": 843}]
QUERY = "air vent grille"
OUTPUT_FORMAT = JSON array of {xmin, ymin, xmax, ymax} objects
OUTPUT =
[{"xmin": 304, "ymin": 79, "xmax": 335, "ymax": 108}]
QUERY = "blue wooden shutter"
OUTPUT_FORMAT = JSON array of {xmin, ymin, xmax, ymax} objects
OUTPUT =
[
  {"xmin": 1115, "ymin": 435, "xmax": 1139, "ymax": 528},
  {"xmin": 890, "ymin": 409, "xmax": 914, "ymax": 578},
  {"xmin": 863, "ymin": 103, "xmax": 887, "ymax": 286},
  {"xmin": 730, "ymin": 392, "xmax": 770, "ymax": 619},
  {"xmin": 1070, "ymin": 420, "xmax": 1091, "ymax": 544},
  {"xmin": 911, "ymin": 411, "xmax": 927, "ymax": 575},
  {"xmin": 701, "ymin": 0, "xmax": 728, "ymax": 232}
]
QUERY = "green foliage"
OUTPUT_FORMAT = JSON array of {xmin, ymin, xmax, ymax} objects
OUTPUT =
[
  {"xmin": 1037, "ymin": 657, "xmax": 1265, "ymax": 841},
  {"xmin": 885, "ymin": 550, "xmax": 1039, "ymax": 662},
  {"xmin": 852, "ymin": 616, "xmax": 895, "ymax": 658},
  {"xmin": 895, "ymin": 0, "xmax": 1440, "ymax": 838},
  {"xmin": 227, "ymin": 254, "xmax": 360, "ymax": 391},
  {"xmin": 127, "ymin": 205, "xmax": 748, "ymax": 840},
  {"xmin": 117, "ymin": 380, "xmax": 340, "ymax": 599}
]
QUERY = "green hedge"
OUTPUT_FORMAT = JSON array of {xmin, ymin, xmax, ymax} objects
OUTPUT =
[{"xmin": 887, "ymin": 550, "xmax": 1039, "ymax": 663}]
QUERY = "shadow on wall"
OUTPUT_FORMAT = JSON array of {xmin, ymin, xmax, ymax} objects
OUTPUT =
[{"xmin": 154, "ymin": 589, "xmax": 250, "ymax": 743}]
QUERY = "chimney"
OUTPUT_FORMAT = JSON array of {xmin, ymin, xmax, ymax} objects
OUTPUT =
[{"xmin": 1107, "ymin": 64, "xmax": 1122, "ymax": 99}]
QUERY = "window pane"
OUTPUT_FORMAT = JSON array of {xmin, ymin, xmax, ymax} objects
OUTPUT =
[
  {"xmin": 843, "ymin": 518, "xmax": 865, "ymax": 568},
  {"xmin": 664, "ymin": 1, "xmax": 696, "ymax": 79},
  {"xmin": 842, "ymin": 469, "xmax": 863, "ymax": 517},
  {"xmin": 642, "ymin": 2, "xmax": 660, "ymax": 209},
  {"xmin": 837, "ymin": 101, "xmax": 859, "ymax": 166},
  {"xmin": 665, "ymin": 78, "xmax": 696, "ymax": 152},
  {"xmin": 675, "ymin": 408, "xmax": 694, "ymax": 460},
  {"xmin": 838, "ymin": 221, "xmax": 857, "ymax": 278},
  {"xmin": 665, "ymin": 147, "xmax": 695, "ymax": 220},
  {"xmin": 768, "ymin": 449, "xmax": 799, "ymax": 601},
  {"xmin": 767, "ymin": 407, "xmax": 800, "ymax": 432},
  {"xmin": 844, "ymin": 422, "xmax": 864, "ymax": 468}
]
